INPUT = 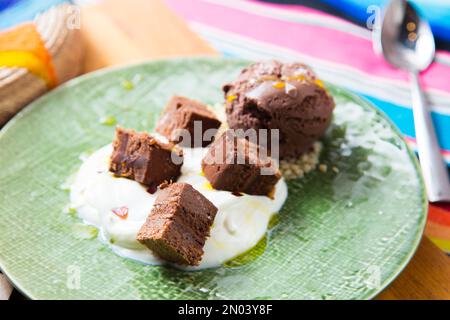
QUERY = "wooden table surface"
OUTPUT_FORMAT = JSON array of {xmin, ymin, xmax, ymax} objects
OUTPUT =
[{"xmin": 79, "ymin": 0, "xmax": 450, "ymax": 300}]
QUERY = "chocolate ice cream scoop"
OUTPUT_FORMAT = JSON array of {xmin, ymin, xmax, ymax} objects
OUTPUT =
[{"xmin": 224, "ymin": 60, "xmax": 334, "ymax": 159}]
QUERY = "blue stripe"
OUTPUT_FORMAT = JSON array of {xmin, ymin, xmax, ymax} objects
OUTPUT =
[
  {"xmin": 0, "ymin": 0, "xmax": 70, "ymax": 30},
  {"xmin": 222, "ymin": 51, "xmax": 238, "ymax": 58},
  {"xmin": 0, "ymin": 0, "xmax": 19, "ymax": 12},
  {"xmin": 317, "ymin": 0, "xmax": 450, "ymax": 44},
  {"xmin": 359, "ymin": 94, "xmax": 450, "ymax": 151}
]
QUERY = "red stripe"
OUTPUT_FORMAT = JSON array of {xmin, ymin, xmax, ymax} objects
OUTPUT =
[{"xmin": 429, "ymin": 204, "xmax": 450, "ymax": 227}]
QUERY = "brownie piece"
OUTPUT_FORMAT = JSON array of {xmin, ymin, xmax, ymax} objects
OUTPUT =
[
  {"xmin": 136, "ymin": 183, "xmax": 218, "ymax": 266},
  {"xmin": 109, "ymin": 127, "xmax": 183, "ymax": 186},
  {"xmin": 155, "ymin": 96, "xmax": 222, "ymax": 147},
  {"xmin": 201, "ymin": 130, "xmax": 281, "ymax": 196}
]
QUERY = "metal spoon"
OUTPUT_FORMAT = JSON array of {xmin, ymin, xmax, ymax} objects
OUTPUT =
[{"xmin": 379, "ymin": 0, "xmax": 450, "ymax": 202}]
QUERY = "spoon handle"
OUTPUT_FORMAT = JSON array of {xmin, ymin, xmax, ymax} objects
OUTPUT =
[{"xmin": 410, "ymin": 72, "xmax": 450, "ymax": 202}]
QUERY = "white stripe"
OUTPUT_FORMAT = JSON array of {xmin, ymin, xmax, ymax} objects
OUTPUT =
[
  {"xmin": 436, "ymin": 52, "xmax": 450, "ymax": 67},
  {"xmin": 202, "ymin": 0, "xmax": 372, "ymax": 39},
  {"xmin": 190, "ymin": 22, "xmax": 450, "ymax": 115}
]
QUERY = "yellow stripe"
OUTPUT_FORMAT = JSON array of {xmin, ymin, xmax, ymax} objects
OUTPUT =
[
  {"xmin": 0, "ymin": 51, "xmax": 56, "ymax": 87},
  {"xmin": 429, "ymin": 237, "xmax": 450, "ymax": 253}
]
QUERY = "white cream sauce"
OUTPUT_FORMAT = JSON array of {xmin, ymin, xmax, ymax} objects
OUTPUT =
[{"xmin": 70, "ymin": 140, "xmax": 287, "ymax": 270}]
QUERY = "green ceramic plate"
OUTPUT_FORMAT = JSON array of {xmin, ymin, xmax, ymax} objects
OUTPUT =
[{"xmin": 0, "ymin": 58, "xmax": 427, "ymax": 300}]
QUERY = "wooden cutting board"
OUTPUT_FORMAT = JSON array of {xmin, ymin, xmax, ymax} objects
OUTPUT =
[{"xmin": 79, "ymin": 0, "xmax": 450, "ymax": 300}]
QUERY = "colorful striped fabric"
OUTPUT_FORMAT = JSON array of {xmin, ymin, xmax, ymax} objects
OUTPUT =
[{"xmin": 165, "ymin": 0, "xmax": 450, "ymax": 253}]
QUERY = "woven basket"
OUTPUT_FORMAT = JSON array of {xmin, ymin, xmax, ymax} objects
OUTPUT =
[{"xmin": 0, "ymin": 3, "xmax": 84, "ymax": 126}]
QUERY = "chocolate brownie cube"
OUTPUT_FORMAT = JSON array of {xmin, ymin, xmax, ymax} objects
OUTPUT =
[
  {"xmin": 136, "ymin": 183, "xmax": 218, "ymax": 266},
  {"xmin": 201, "ymin": 130, "xmax": 281, "ymax": 196},
  {"xmin": 155, "ymin": 96, "xmax": 222, "ymax": 147},
  {"xmin": 109, "ymin": 127, "xmax": 183, "ymax": 186}
]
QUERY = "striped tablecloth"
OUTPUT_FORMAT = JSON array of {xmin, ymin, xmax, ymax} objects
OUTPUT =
[
  {"xmin": 164, "ymin": 0, "xmax": 450, "ymax": 253},
  {"xmin": 1, "ymin": 0, "xmax": 450, "ymax": 300}
]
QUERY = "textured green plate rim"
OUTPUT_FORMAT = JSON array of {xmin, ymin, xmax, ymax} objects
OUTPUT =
[
  {"xmin": 326, "ymin": 82, "xmax": 427, "ymax": 300},
  {"xmin": 0, "ymin": 57, "xmax": 428, "ymax": 300}
]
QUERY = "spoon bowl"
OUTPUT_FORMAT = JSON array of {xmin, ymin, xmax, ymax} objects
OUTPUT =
[
  {"xmin": 381, "ymin": 0, "xmax": 435, "ymax": 71},
  {"xmin": 379, "ymin": 0, "xmax": 450, "ymax": 202}
]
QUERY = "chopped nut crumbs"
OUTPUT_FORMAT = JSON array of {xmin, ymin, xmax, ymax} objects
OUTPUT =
[
  {"xmin": 280, "ymin": 142, "xmax": 322, "ymax": 180},
  {"xmin": 213, "ymin": 107, "xmax": 323, "ymax": 180}
]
